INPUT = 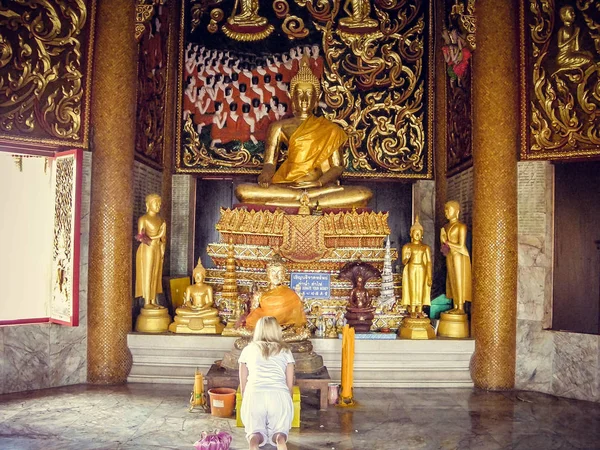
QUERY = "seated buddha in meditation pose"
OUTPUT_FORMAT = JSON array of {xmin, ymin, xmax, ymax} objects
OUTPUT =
[
  {"xmin": 169, "ymin": 258, "xmax": 223, "ymax": 333},
  {"xmin": 244, "ymin": 255, "xmax": 306, "ymax": 330},
  {"xmin": 235, "ymin": 55, "xmax": 372, "ymax": 208}
]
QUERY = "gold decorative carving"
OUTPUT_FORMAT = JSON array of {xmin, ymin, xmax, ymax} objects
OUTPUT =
[
  {"xmin": 315, "ymin": 0, "xmax": 433, "ymax": 178},
  {"xmin": 190, "ymin": 0, "xmax": 223, "ymax": 33},
  {"xmin": 282, "ymin": 16, "xmax": 309, "ymax": 40},
  {"xmin": 136, "ymin": 4, "xmax": 155, "ymax": 41},
  {"xmin": 208, "ymin": 8, "xmax": 224, "ymax": 33},
  {"xmin": 274, "ymin": 0, "xmax": 290, "ymax": 19},
  {"xmin": 0, "ymin": 1, "xmax": 94, "ymax": 147},
  {"xmin": 222, "ymin": 0, "xmax": 274, "ymax": 41},
  {"xmin": 522, "ymin": 0, "xmax": 600, "ymax": 160},
  {"xmin": 135, "ymin": 3, "xmax": 169, "ymax": 168}
]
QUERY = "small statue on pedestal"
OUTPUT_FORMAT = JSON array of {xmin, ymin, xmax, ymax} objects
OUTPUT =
[
  {"xmin": 135, "ymin": 193, "xmax": 171, "ymax": 333},
  {"xmin": 398, "ymin": 216, "xmax": 436, "ymax": 339},
  {"xmin": 169, "ymin": 258, "xmax": 224, "ymax": 334},
  {"xmin": 438, "ymin": 200, "xmax": 471, "ymax": 338},
  {"xmin": 339, "ymin": 261, "xmax": 381, "ymax": 333}
]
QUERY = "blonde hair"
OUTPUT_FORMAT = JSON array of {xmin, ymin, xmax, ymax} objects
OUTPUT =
[{"xmin": 252, "ymin": 316, "xmax": 288, "ymax": 359}]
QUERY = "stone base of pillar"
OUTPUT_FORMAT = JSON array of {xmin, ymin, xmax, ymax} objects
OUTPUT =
[
  {"xmin": 398, "ymin": 318, "xmax": 436, "ymax": 340},
  {"xmin": 135, "ymin": 307, "xmax": 171, "ymax": 333},
  {"xmin": 438, "ymin": 312, "xmax": 469, "ymax": 339}
]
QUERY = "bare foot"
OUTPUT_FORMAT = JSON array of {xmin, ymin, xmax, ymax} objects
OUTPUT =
[
  {"xmin": 275, "ymin": 433, "xmax": 287, "ymax": 450},
  {"xmin": 249, "ymin": 433, "xmax": 262, "ymax": 450}
]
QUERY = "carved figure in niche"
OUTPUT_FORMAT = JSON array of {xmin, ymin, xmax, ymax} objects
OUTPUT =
[
  {"xmin": 228, "ymin": 0, "xmax": 267, "ymax": 26},
  {"xmin": 442, "ymin": 27, "xmax": 472, "ymax": 85},
  {"xmin": 339, "ymin": 261, "xmax": 381, "ymax": 332},
  {"xmin": 235, "ymin": 55, "xmax": 372, "ymax": 208},
  {"xmin": 400, "ymin": 216, "xmax": 432, "ymax": 318},
  {"xmin": 440, "ymin": 201, "xmax": 471, "ymax": 313},
  {"xmin": 339, "ymin": 0, "xmax": 378, "ymax": 30},
  {"xmin": 135, "ymin": 193, "xmax": 166, "ymax": 309},
  {"xmin": 555, "ymin": 6, "xmax": 593, "ymax": 75}
]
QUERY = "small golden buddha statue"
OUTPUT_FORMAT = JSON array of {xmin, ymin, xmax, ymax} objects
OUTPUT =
[
  {"xmin": 135, "ymin": 193, "xmax": 171, "ymax": 333},
  {"xmin": 235, "ymin": 55, "xmax": 372, "ymax": 208},
  {"xmin": 437, "ymin": 200, "xmax": 471, "ymax": 338},
  {"xmin": 169, "ymin": 258, "xmax": 225, "ymax": 334},
  {"xmin": 400, "ymin": 216, "xmax": 432, "ymax": 318},
  {"xmin": 339, "ymin": 0, "xmax": 379, "ymax": 30},
  {"xmin": 398, "ymin": 217, "xmax": 435, "ymax": 339},
  {"xmin": 555, "ymin": 6, "xmax": 593, "ymax": 74}
]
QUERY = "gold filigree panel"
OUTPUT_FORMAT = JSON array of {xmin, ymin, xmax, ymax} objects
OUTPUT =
[
  {"xmin": 135, "ymin": 2, "xmax": 170, "ymax": 169},
  {"xmin": 176, "ymin": 0, "xmax": 433, "ymax": 179},
  {"xmin": 0, "ymin": 1, "xmax": 95, "ymax": 148},
  {"xmin": 521, "ymin": 0, "xmax": 600, "ymax": 160}
]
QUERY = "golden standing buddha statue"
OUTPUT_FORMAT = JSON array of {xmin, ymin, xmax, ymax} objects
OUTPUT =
[
  {"xmin": 169, "ymin": 258, "xmax": 224, "ymax": 334},
  {"xmin": 135, "ymin": 193, "xmax": 171, "ymax": 332},
  {"xmin": 235, "ymin": 55, "xmax": 372, "ymax": 208},
  {"xmin": 398, "ymin": 217, "xmax": 435, "ymax": 339},
  {"xmin": 437, "ymin": 200, "xmax": 471, "ymax": 338}
]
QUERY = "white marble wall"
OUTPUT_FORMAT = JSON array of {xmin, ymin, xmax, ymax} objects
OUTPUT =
[
  {"xmin": 515, "ymin": 161, "xmax": 600, "ymax": 402},
  {"xmin": 413, "ymin": 180, "xmax": 435, "ymax": 264},
  {"xmin": 170, "ymin": 174, "xmax": 194, "ymax": 276},
  {"xmin": 0, "ymin": 151, "xmax": 91, "ymax": 394}
]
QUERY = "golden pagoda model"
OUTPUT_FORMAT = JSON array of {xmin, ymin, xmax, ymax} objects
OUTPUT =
[{"xmin": 220, "ymin": 241, "xmax": 241, "ymax": 336}]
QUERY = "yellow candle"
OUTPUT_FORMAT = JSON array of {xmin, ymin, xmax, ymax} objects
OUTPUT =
[
  {"xmin": 193, "ymin": 368, "xmax": 204, "ymax": 404},
  {"xmin": 340, "ymin": 325, "xmax": 355, "ymax": 400}
]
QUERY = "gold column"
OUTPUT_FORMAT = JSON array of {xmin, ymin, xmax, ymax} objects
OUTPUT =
[
  {"xmin": 433, "ymin": 0, "xmax": 448, "ymax": 276},
  {"xmin": 471, "ymin": 0, "xmax": 518, "ymax": 389},
  {"xmin": 88, "ymin": 1, "xmax": 137, "ymax": 383}
]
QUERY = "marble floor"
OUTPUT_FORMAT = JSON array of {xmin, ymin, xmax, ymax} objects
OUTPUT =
[{"xmin": 0, "ymin": 384, "xmax": 599, "ymax": 450}]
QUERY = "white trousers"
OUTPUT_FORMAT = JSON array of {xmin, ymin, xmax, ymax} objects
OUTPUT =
[{"xmin": 241, "ymin": 389, "xmax": 293, "ymax": 447}]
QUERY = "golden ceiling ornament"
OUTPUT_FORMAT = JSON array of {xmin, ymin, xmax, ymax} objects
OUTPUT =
[
  {"xmin": 273, "ymin": 0, "xmax": 290, "ymax": 19},
  {"xmin": 523, "ymin": 1, "xmax": 600, "ymax": 160},
  {"xmin": 191, "ymin": 0, "xmax": 223, "ymax": 33},
  {"xmin": 0, "ymin": 1, "xmax": 91, "ymax": 146}
]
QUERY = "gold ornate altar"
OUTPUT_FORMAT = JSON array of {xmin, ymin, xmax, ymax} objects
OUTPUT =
[{"xmin": 206, "ymin": 205, "xmax": 406, "ymax": 332}]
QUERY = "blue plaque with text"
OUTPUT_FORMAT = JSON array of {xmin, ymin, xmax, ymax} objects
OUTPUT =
[{"xmin": 290, "ymin": 273, "xmax": 331, "ymax": 299}]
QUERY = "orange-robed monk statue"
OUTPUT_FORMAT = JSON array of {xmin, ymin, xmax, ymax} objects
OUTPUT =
[{"xmin": 244, "ymin": 256, "xmax": 306, "ymax": 329}]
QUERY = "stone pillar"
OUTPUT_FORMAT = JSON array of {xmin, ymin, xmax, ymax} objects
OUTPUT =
[
  {"xmin": 87, "ymin": 2, "xmax": 137, "ymax": 383},
  {"xmin": 433, "ymin": 0, "xmax": 447, "ymax": 283},
  {"xmin": 471, "ymin": 0, "xmax": 518, "ymax": 389}
]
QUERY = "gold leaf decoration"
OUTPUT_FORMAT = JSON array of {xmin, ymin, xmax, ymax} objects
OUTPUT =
[
  {"xmin": 273, "ymin": 0, "xmax": 290, "ymax": 19},
  {"xmin": 523, "ymin": 0, "xmax": 600, "ymax": 160},
  {"xmin": 0, "ymin": 0, "xmax": 93, "ymax": 147},
  {"xmin": 282, "ymin": 15, "xmax": 309, "ymax": 40}
]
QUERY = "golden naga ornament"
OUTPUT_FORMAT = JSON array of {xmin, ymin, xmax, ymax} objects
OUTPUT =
[{"xmin": 222, "ymin": 0, "xmax": 274, "ymax": 41}]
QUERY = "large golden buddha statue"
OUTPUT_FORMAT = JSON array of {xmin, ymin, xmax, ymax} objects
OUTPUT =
[
  {"xmin": 235, "ymin": 56, "xmax": 372, "ymax": 208},
  {"xmin": 169, "ymin": 258, "xmax": 224, "ymax": 334}
]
